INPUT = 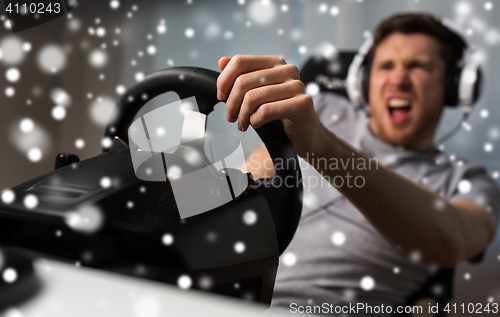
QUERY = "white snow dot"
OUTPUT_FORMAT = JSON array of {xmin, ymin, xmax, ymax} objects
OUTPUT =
[
  {"xmin": 166, "ymin": 59, "xmax": 174, "ymax": 66},
  {"xmin": 28, "ymin": 148, "xmax": 42, "ymax": 162},
  {"xmin": 6, "ymin": 68, "xmax": 20, "ymax": 82},
  {"xmin": 488, "ymin": 296, "xmax": 495, "ymax": 303},
  {"xmin": 331, "ymin": 231, "xmax": 346, "ymax": 246},
  {"xmin": 155, "ymin": 126, "xmax": 166, "ymax": 137},
  {"xmin": 157, "ymin": 24, "xmax": 167, "ymax": 34},
  {"xmin": 462, "ymin": 122, "xmax": 472, "ymax": 131},
  {"xmin": 3, "ymin": 268, "xmax": 17, "ymax": 283},
  {"xmin": 51, "ymin": 88, "xmax": 71, "ymax": 106},
  {"xmin": 234, "ymin": 241, "xmax": 246, "ymax": 253},
  {"xmin": 65, "ymin": 206, "xmax": 103, "ymax": 234},
  {"xmin": 484, "ymin": 143, "xmax": 493, "ymax": 152},
  {"xmin": 126, "ymin": 201, "xmax": 134, "ymax": 209},
  {"xmin": 238, "ymin": 0, "xmax": 245, "ymax": 5},
  {"xmin": 281, "ymin": 4, "xmax": 289, "ymax": 12},
  {"xmin": 434, "ymin": 199, "xmax": 446, "ymax": 211},
  {"xmin": 488, "ymin": 127, "xmax": 499, "ymax": 140},
  {"xmin": 458, "ymin": 179, "xmax": 472, "ymax": 194},
  {"xmin": 96, "ymin": 27, "xmax": 106, "ymax": 37},
  {"xmin": 22, "ymin": 42, "xmax": 32, "ymax": 52},
  {"xmin": 1, "ymin": 190, "xmax": 15, "ymax": 204},
  {"xmin": 464, "ymin": 272, "xmax": 471, "ymax": 280},
  {"xmin": 56, "ymin": 230, "xmax": 62, "ymax": 237},
  {"xmin": 185, "ymin": 28, "xmax": 195, "ymax": 38},
  {"xmin": 5, "ymin": 87, "xmax": 15, "ymax": 97},
  {"xmin": 167, "ymin": 165, "xmax": 182, "ymax": 180},
  {"xmin": 37, "ymin": 44, "xmax": 67, "ymax": 74},
  {"xmin": 177, "ymin": 275, "xmax": 192, "ymax": 289},
  {"xmin": 24, "ymin": 194, "xmax": 38, "ymax": 209},
  {"xmin": 75, "ymin": 138, "xmax": 85, "ymax": 149},
  {"xmin": 198, "ymin": 275, "xmax": 213, "ymax": 290},
  {"xmin": 360, "ymin": 276, "xmax": 375, "ymax": 291},
  {"xmin": 248, "ymin": 0, "xmax": 276, "ymax": 25},
  {"xmin": 223, "ymin": 31, "xmax": 233, "ymax": 40},
  {"xmin": 52, "ymin": 105, "xmax": 67, "ymax": 121},
  {"xmin": 89, "ymin": 49, "xmax": 108, "ymax": 68},
  {"xmin": 20, "ymin": 118, "xmax": 34, "ymax": 133},
  {"xmin": 456, "ymin": 2, "xmax": 472, "ymax": 16},
  {"xmin": 484, "ymin": 2, "xmax": 493, "ymax": 11},
  {"xmin": 306, "ymin": 82, "xmax": 320, "ymax": 96},
  {"xmin": 102, "ymin": 137, "xmax": 112, "ymax": 148},
  {"xmin": 410, "ymin": 250, "xmax": 422, "ymax": 263},
  {"xmin": 283, "ymin": 252, "xmax": 297, "ymax": 266},
  {"xmin": 0, "ymin": 37, "xmax": 25, "ymax": 65},
  {"xmin": 298, "ymin": 45, "xmax": 307, "ymax": 54},
  {"xmin": 162, "ymin": 233, "xmax": 174, "ymax": 245},
  {"xmin": 116, "ymin": 85, "xmax": 126, "ymax": 95},
  {"xmin": 330, "ymin": 6, "xmax": 339, "ymax": 16},
  {"xmin": 135, "ymin": 72, "xmax": 145, "ymax": 82},
  {"xmin": 393, "ymin": 267, "xmax": 400, "ymax": 274},
  {"xmin": 492, "ymin": 171, "xmax": 499, "ymax": 179},
  {"xmin": 243, "ymin": 210, "xmax": 257, "ymax": 225},
  {"xmin": 140, "ymin": 186, "xmax": 146, "ymax": 193},
  {"xmin": 110, "ymin": 0, "xmax": 120, "ymax": 9},
  {"xmin": 100, "ymin": 177, "xmax": 112, "ymax": 188},
  {"xmin": 147, "ymin": 45, "xmax": 157, "ymax": 55},
  {"xmin": 480, "ymin": 109, "xmax": 489, "ymax": 118},
  {"xmin": 319, "ymin": 4, "xmax": 328, "ymax": 12}
]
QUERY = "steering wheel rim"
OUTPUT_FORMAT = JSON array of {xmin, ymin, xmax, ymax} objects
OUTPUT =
[{"xmin": 103, "ymin": 66, "xmax": 303, "ymax": 255}]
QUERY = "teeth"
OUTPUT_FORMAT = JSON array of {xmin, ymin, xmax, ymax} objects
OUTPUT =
[{"xmin": 388, "ymin": 98, "xmax": 410, "ymax": 108}]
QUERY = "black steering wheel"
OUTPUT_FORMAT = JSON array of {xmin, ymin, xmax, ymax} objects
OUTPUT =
[{"xmin": 103, "ymin": 67, "xmax": 303, "ymax": 255}]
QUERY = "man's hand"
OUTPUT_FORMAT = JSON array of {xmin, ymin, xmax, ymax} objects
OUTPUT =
[{"xmin": 217, "ymin": 55, "xmax": 324, "ymax": 157}]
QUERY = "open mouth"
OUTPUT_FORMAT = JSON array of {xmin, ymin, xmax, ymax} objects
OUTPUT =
[{"xmin": 387, "ymin": 98, "xmax": 412, "ymax": 124}]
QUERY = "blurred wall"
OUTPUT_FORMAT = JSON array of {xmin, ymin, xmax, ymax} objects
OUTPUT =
[{"xmin": 0, "ymin": 0, "xmax": 499, "ymax": 312}]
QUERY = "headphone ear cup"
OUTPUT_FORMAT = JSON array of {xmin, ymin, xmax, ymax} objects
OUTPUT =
[
  {"xmin": 361, "ymin": 61, "xmax": 371, "ymax": 105},
  {"xmin": 472, "ymin": 68, "xmax": 483, "ymax": 104},
  {"xmin": 445, "ymin": 66, "xmax": 460, "ymax": 107}
]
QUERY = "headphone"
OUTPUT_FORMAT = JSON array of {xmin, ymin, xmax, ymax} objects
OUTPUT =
[{"xmin": 346, "ymin": 17, "xmax": 483, "ymax": 115}]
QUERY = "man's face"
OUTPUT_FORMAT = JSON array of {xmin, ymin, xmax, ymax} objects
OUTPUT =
[{"xmin": 368, "ymin": 32, "xmax": 447, "ymax": 150}]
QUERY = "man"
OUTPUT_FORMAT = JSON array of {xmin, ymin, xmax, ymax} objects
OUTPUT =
[{"xmin": 216, "ymin": 13, "xmax": 499, "ymax": 314}]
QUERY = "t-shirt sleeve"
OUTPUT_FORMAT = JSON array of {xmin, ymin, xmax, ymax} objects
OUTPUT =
[{"xmin": 449, "ymin": 163, "xmax": 500, "ymax": 222}]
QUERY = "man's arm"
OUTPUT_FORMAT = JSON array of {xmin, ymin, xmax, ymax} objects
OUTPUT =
[
  {"xmin": 217, "ymin": 54, "xmax": 497, "ymax": 267},
  {"xmin": 312, "ymin": 130, "xmax": 497, "ymax": 267}
]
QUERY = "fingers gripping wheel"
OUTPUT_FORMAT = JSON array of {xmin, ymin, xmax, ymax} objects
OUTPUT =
[{"xmin": 103, "ymin": 67, "xmax": 303, "ymax": 255}]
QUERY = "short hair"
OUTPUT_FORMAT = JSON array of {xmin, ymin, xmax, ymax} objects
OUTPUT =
[{"xmin": 366, "ymin": 13, "xmax": 467, "ymax": 72}]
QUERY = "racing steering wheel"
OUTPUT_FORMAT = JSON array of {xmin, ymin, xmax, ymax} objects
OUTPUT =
[{"xmin": 103, "ymin": 67, "xmax": 303, "ymax": 255}]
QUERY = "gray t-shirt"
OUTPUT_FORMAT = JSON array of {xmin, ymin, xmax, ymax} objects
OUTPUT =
[{"xmin": 271, "ymin": 92, "xmax": 500, "ymax": 315}]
